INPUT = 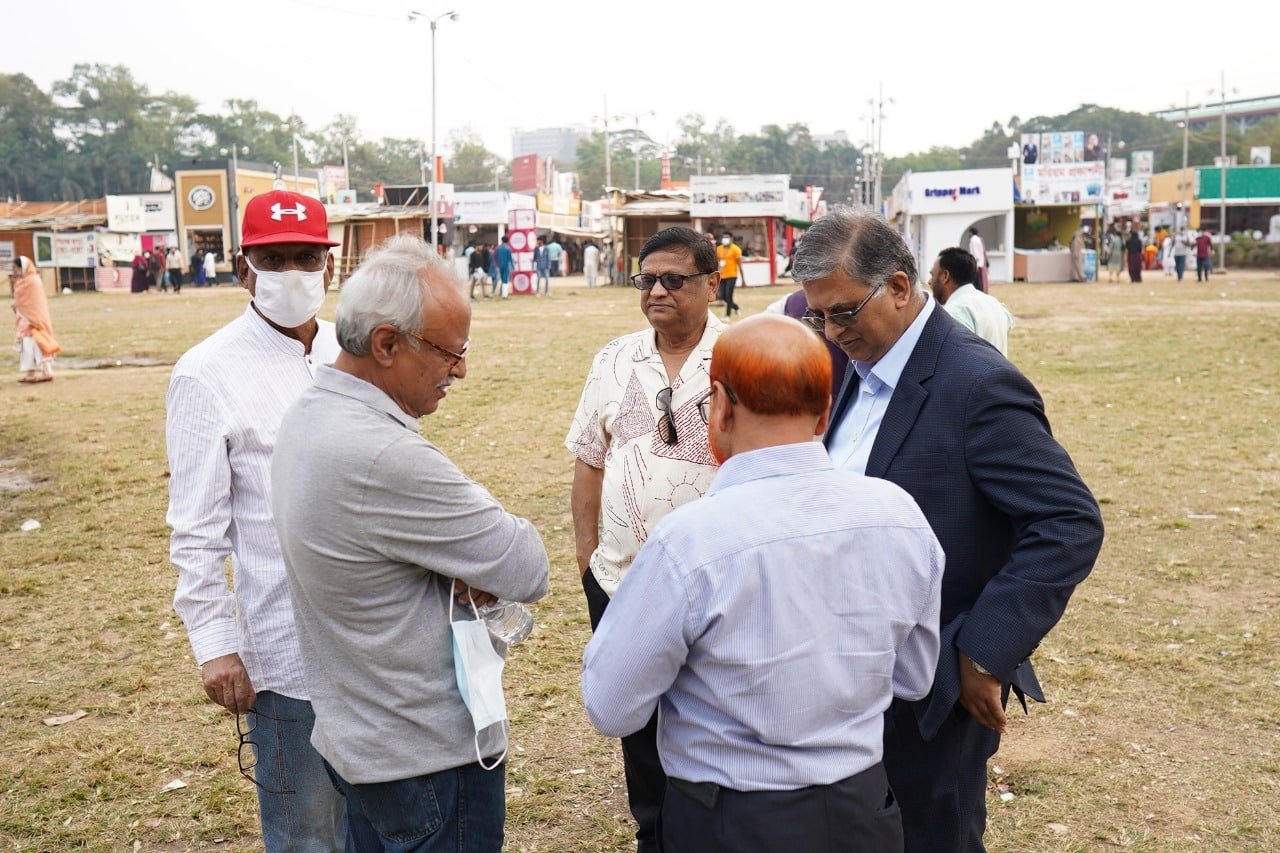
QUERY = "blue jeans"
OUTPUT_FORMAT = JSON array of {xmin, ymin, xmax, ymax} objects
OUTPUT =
[
  {"xmin": 248, "ymin": 691, "xmax": 347, "ymax": 853},
  {"xmin": 536, "ymin": 270, "xmax": 549, "ymax": 294},
  {"xmin": 325, "ymin": 759, "xmax": 506, "ymax": 853}
]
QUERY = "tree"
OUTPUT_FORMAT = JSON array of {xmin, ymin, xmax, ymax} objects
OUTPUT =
[
  {"xmin": 443, "ymin": 128, "xmax": 505, "ymax": 191},
  {"xmin": 0, "ymin": 73, "xmax": 67, "ymax": 200}
]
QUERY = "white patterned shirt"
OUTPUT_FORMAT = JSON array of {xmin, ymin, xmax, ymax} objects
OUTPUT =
[
  {"xmin": 566, "ymin": 313, "xmax": 726, "ymax": 595},
  {"xmin": 166, "ymin": 304, "xmax": 339, "ymax": 699}
]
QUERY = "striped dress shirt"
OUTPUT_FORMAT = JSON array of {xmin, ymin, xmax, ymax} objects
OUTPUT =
[
  {"xmin": 582, "ymin": 441, "xmax": 943, "ymax": 791},
  {"xmin": 166, "ymin": 304, "xmax": 339, "ymax": 699}
]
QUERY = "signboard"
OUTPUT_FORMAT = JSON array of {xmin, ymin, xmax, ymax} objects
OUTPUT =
[
  {"xmin": 107, "ymin": 195, "xmax": 146, "ymax": 232},
  {"xmin": 1019, "ymin": 131, "xmax": 1103, "ymax": 166},
  {"xmin": 1109, "ymin": 157, "xmax": 1128, "ymax": 182},
  {"xmin": 52, "ymin": 232, "xmax": 98, "ymax": 267},
  {"xmin": 691, "ymin": 174, "xmax": 789, "ymax": 217},
  {"xmin": 1250, "ymin": 146, "xmax": 1271, "ymax": 166},
  {"xmin": 1131, "ymin": 151, "xmax": 1154, "ymax": 178},
  {"xmin": 454, "ymin": 192, "xmax": 508, "ymax": 224},
  {"xmin": 141, "ymin": 193, "xmax": 177, "ymax": 231},
  {"xmin": 905, "ymin": 169, "xmax": 1013, "ymax": 215},
  {"xmin": 1020, "ymin": 161, "xmax": 1104, "ymax": 205},
  {"xmin": 0, "ymin": 241, "xmax": 13, "ymax": 264},
  {"xmin": 96, "ymin": 231, "xmax": 144, "ymax": 263}
]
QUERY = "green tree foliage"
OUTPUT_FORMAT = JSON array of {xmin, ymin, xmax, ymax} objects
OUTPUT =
[
  {"xmin": 0, "ymin": 73, "xmax": 66, "ymax": 200},
  {"xmin": 5, "ymin": 65, "xmax": 1270, "ymax": 205},
  {"xmin": 444, "ymin": 128, "xmax": 507, "ymax": 191}
]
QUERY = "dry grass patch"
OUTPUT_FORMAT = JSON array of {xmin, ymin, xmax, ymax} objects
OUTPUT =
[{"xmin": 2, "ymin": 272, "xmax": 1279, "ymax": 851}]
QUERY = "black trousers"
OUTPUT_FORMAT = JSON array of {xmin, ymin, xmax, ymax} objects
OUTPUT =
[
  {"xmin": 659, "ymin": 763, "xmax": 903, "ymax": 853},
  {"xmin": 883, "ymin": 697, "xmax": 1001, "ymax": 852},
  {"xmin": 583, "ymin": 570, "xmax": 665, "ymax": 853}
]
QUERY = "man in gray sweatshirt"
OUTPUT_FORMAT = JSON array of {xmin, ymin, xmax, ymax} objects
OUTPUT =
[{"xmin": 272, "ymin": 233, "xmax": 550, "ymax": 851}]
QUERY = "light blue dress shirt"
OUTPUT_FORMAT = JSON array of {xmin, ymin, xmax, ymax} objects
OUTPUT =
[
  {"xmin": 581, "ymin": 441, "xmax": 943, "ymax": 791},
  {"xmin": 827, "ymin": 295, "xmax": 937, "ymax": 474}
]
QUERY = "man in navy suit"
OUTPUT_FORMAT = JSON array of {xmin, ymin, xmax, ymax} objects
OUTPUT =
[{"xmin": 793, "ymin": 208, "xmax": 1104, "ymax": 852}]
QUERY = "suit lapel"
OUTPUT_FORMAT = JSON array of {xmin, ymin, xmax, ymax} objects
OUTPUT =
[
  {"xmin": 864, "ymin": 307, "xmax": 949, "ymax": 478},
  {"xmin": 823, "ymin": 362, "xmax": 860, "ymax": 449}
]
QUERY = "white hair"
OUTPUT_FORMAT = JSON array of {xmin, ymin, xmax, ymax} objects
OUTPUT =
[{"xmin": 335, "ymin": 234, "xmax": 457, "ymax": 356}]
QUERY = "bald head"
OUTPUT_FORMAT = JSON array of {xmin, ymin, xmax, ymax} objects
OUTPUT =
[
  {"xmin": 705, "ymin": 314, "xmax": 832, "ymax": 463},
  {"xmin": 712, "ymin": 314, "xmax": 832, "ymax": 416}
]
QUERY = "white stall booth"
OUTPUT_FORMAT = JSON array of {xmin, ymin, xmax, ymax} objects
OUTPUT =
[{"xmin": 889, "ymin": 168, "xmax": 1014, "ymax": 284}]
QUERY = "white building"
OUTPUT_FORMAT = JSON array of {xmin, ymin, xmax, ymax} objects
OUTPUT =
[{"xmin": 887, "ymin": 168, "xmax": 1015, "ymax": 284}]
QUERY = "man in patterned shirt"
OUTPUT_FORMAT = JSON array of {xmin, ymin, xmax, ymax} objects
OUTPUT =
[{"xmin": 567, "ymin": 226, "xmax": 725, "ymax": 853}]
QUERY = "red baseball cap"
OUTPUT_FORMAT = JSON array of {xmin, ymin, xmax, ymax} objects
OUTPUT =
[{"xmin": 240, "ymin": 190, "xmax": 340, "ymax": 248}]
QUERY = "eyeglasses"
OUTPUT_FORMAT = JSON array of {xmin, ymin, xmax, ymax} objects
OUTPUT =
[
  {"xmin": 236, "ymin": 709, "xmax": 298, "ymax": 795},
  {"xmin": 801, "ymin": 282, "xmax": 884, "ymax": 331},
  {"xmin": 655, "ymin": 386, "xmax": 678, "ymax": 445},
  {"xmin": 631, "ymin": 272, "xmax": 711, "ymax": 291},
  {"xmin": 696, "ymin": 383, "xmax": 738, "ymax": 424},
  {"xmin": 405, "ymin": 330, "xmax": 470, "ymax": 366}
]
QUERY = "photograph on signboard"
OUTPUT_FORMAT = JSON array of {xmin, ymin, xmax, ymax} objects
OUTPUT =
[{"xmin": 34, "ymin": 233, "xmax": 54, "ymax": 267}]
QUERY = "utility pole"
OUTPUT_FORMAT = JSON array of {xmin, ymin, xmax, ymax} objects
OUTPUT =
[
  {"xmin": 868, "ymin": 84, "xmax": 893, "ymax": 213},
  {"xmin": 1208, "ymin": 71, "xmax": 1239, "ymax": 268},
  {"xmin": 1180, "ymin": 91, "xmax": 1191, "ymax": 232}
]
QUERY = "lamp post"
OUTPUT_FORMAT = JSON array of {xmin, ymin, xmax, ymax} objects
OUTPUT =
[
  {"xmin": 1209, "ymin": 72, "xmax": 1238, "ymax": 272},
  {"xmin": 592, "ymin": 97, "xmax": 625, "ymax": 194},
  {"xmin": 614, "ymin": 110, "xmax": 655, "ymax": 190},
  {"xmin": 220, "ymin": 144, "xmax": 250, "ymax": 254},
  {"xmin": 410, "ymin": 9, "xmax": 458, "ymax": 253}
]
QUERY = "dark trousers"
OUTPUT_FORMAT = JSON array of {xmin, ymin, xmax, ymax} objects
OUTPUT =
[
  {"xmin": 659, "ymin": 763, "xmax": 902, "ymax": 853},
  {"xmin": 1196, "ymin": 256, "xmax": 1212, "ymax": 281},
  {"xmin": 883, "ymin": 698, "xmax": 1001, "ymax": 853},
  {"xmin": 719, "ymin": 277, "xmax": 739, "ymax": 315},
  {"xmin": 583, "ymin": 570, "xmax": 665, "ymax": 853},
  {"xmin": 324, "ymin": 759, "xmax": 505, "ymax": 853},
  {"xmin": 1174, "ymin": 255, "xmax": 1186, "ymax": 281},
  {"xmin": 1127, "ymin": 253, "xmax": 1143, "ymax": 283}
]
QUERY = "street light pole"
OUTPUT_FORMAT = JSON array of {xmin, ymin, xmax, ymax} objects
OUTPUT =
[
  {"xmin": 593, "ymin": 97, "xmax": 623, "ymax": 194},
  {"xmin": 1180, "ymin": 92, "xmax": 1191, "ymax": 232},
  {"xmin": 220, "ymin": 144, "xmax": 249, "ymax": 254},
  {"xmin": 411, "ymin": 9, "xmax": 459, "ymax": 252},
  {"xmin": 614, "ymin": 110, "xmax": 655, "ymax": 191}
]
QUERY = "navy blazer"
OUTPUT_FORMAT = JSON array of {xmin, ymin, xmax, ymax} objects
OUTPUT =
[{"xmin": 827, "ymin": 304, "xmax": 1104, "ymax": 738}]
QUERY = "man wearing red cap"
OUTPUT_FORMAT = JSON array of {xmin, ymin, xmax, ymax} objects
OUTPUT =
[{"xmin": 166, "ymin": 190, "xmax": 346, "ymax": 852}]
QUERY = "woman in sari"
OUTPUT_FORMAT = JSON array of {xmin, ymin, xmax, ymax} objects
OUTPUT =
[{"xmin": 11, "ymin": 256, "xmax": 61, "ymax": 383}]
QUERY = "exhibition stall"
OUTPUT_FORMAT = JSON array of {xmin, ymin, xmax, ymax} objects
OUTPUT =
[
  {"xmin": 1014, "ymin": 129, "xmax": 1107, "ymax": 282},
  {"xmin": 887, "ymin": 168, "xmax": 1013, "ymax": 284},
  {"xmin": 691, "ymin": 174, "xmax": 804, "ymax": 285}
]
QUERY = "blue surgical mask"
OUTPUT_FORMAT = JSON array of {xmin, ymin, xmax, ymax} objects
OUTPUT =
[{"xmin": 449, "ymin": 591, "xmax": 508, "ymax": 770}]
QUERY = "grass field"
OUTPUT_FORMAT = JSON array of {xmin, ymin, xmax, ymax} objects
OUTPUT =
[{"xmin": 2, "ymin": 270, "xmax": 1279, "ymax": 851}]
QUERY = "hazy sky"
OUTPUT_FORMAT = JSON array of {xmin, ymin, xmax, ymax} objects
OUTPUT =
[{"xmin": 7, "ymin": 0, "xmax": 1275, "ymax": 164}]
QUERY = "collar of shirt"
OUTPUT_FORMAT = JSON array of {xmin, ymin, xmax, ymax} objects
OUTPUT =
[
  {"xmin": 312, "ymin": 365, "xmax": 422, "ymax": 431},
  {"xmin": 242, "ymin": 303, "xmax": 317, "ymax": 358},
  {"xmin": 634, "ymin": 311, "xmax": 728, "ymax": 376},
  {"xmin": 708, "ymin": 441, "xmax": 831, "ymax": 497},
  {"xmin": 852, "ymin": 293, "xmax": 936, "ymax": 394}
]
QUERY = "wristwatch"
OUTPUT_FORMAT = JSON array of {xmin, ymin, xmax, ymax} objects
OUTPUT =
[{"xmin": 968, "ymin": 657, "xmax": 994, "ymax": 677}]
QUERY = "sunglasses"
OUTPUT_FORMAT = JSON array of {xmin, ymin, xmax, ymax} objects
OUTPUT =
[
  {"xmin": 655, "ymin": 386, "xmax": 678, "ymax": 445},
  {"xmin": 631, "ymin": 272, "xmax": 711, "ymax": 291}
]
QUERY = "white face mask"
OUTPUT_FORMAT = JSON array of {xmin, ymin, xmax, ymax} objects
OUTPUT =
[
  {"xmin": 449, "ymin": 592, "xmax": 508, "ymax": 770},
  {"xmin": 721, "ymin": 237, "xmax": 731, "ymax": 246},
  {"xmin": 243, "ymin": 255, "xmax": 326, "ymax": 328}
]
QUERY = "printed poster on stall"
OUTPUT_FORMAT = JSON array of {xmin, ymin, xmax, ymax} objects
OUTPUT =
[
  {"xmin": 1019, "ymin": 131, "xmax": 1104, "ymax": 166},
  {"xmin": 691, "ymin": 174, "xmax": 789, "ymax": 218},
  {"xmin": 1251, "ymin": 146, "xmax": 1272, "ymax": 165},
  {"xmin": 1131, "ymin": 151, "xmax": 1155, "ymax": 178}
]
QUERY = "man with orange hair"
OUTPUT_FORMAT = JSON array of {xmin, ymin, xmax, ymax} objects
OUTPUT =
[{"xmin": 582, "ymin": 314, "xmax": 944, "ymax": 853}]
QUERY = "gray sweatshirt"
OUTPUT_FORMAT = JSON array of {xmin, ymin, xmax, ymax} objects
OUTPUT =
[{"xmin": 271, "ymin": 366, "xmax": 549, "ymax": 783}]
